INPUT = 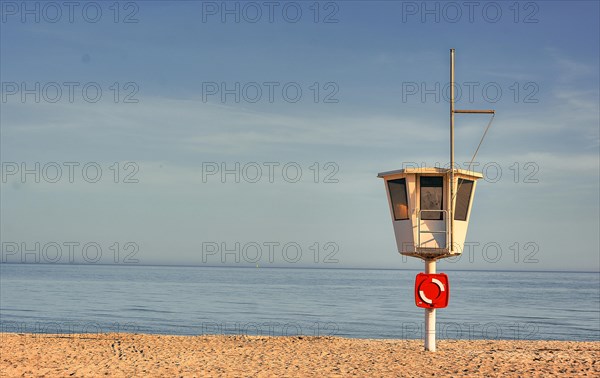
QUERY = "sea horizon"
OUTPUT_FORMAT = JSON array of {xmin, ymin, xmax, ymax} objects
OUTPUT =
[
  {"xmin": 1, "ymin": 262, "xmax": 597, "ymax": 274},
  {"xmin": 2, "ymin": 263, "xmax": 598, "ymax": 342}
]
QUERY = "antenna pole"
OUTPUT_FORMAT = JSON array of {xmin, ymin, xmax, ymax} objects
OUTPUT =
[
  {"xmin": 449, "ymin": 49, "xmax": 495, "ymax": 255},
  {"xmin": 449, "ymin": 49, "xmax": 455, "ymax": 252}
]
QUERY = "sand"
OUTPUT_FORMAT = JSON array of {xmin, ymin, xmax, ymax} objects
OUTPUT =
[{"xmin": 1, "ymin": 333, "xmax": 598, "ymax": 377}]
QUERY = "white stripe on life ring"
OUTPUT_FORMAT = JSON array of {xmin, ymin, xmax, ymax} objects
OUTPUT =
[
  {"xmin": 431, "ymin": 278, "xmax": 445, "ymax": 291},
  {"xmin": 419, "ymin": 290, "xmax": 433, "ymax": 304}
]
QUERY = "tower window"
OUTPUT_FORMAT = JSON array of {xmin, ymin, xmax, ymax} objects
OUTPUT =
[
  {"xmin": 388, "ymin": 178, "xmax": 409, "ymax": 220},
  {"xmin": 454, "ymin": 179, "xmax": 474, "ymax": 221},
  {"xmin": 420, "ymin": 176, "xmax": 443, "ymax": 220}
]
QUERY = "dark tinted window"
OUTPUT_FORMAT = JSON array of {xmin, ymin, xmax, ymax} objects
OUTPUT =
[
  {"xmin": 454, "ymin": 179, "xmax": 474, "ymax": 221},
  {"xmin": 420, "ymin": 176, "xmax": 443, "ymax": 220},
  {"xmin": 388, "ymin": 178, "xmax": 409, "ymax": 220}
]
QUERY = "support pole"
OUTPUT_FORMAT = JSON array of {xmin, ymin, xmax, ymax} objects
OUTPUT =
[{"xmin": 424, "ymin": 259, "xmax": 436, "ymax": 352}]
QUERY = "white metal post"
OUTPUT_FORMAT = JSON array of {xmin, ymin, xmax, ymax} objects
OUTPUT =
[{"xmin": 424, "ymin": 259, "xmax": 436, "ymax": 352}]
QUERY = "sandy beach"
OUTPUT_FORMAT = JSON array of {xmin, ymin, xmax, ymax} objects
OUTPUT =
[{"xmin": 1, "ymin": 333, "xmax": 598, "ymax": 377}]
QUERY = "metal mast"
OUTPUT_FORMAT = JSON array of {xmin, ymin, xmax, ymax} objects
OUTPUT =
[
  {"xmin": 450, "ymin": 48, "xmax": 456, "ymax": 251},
  {"xmin": 424, "ymin": 49, "xmax": 495, "ymax": 352},
  {"xmin": 448, "ymin": 49, "xmax": 495, "ymax": 256}
]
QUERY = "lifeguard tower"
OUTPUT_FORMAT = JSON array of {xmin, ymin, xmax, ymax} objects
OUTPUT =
[
  {"xmin": 377, "ymin": 167, "xmax": 482, "ymax": 259},
  {"xmin": 378, "ymin": 49, "xmax": 495, "ymax": 352}
]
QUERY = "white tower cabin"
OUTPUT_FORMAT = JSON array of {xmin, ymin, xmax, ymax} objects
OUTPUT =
[{"xmin": 377, "ymin": 167, "xmax": 482, "ymax": 260}]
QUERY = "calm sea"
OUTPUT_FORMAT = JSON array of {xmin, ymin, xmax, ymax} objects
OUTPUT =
[{"xmin": 1, "ymin": 264, "xmax": 598, "ymax": 341}]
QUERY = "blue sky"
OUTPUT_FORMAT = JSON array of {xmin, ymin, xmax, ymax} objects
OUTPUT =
[{"xmin": 1, "ymin": 0, "xmax": 598, "ymax": 271}]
